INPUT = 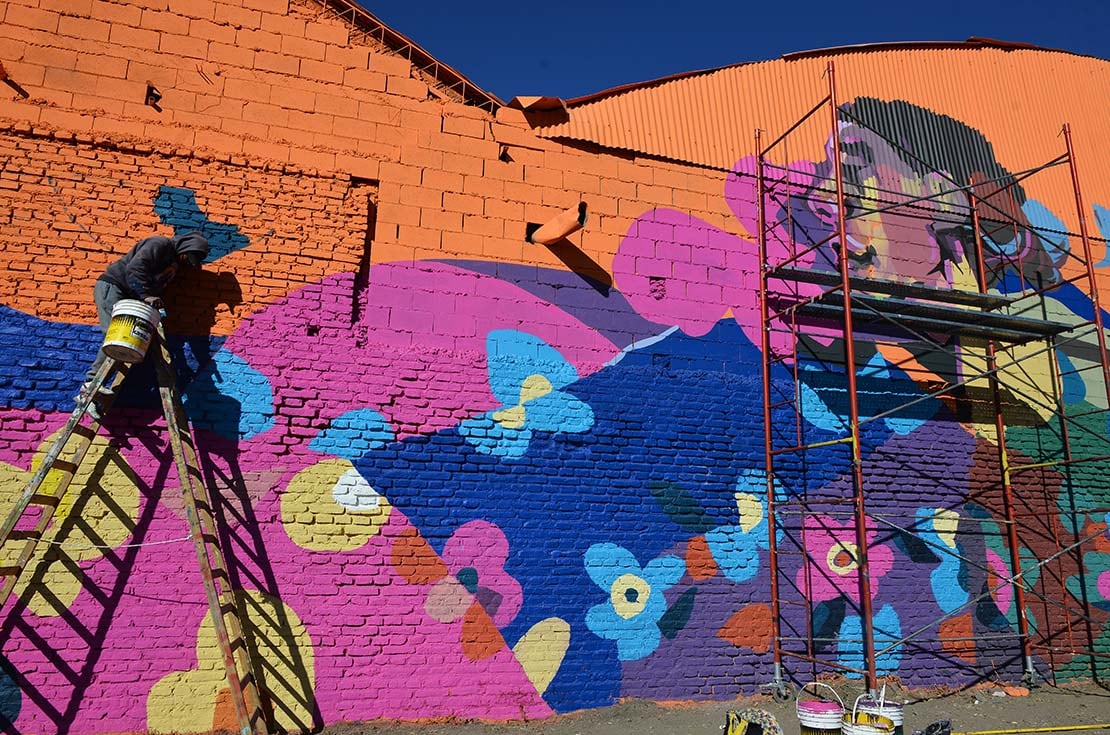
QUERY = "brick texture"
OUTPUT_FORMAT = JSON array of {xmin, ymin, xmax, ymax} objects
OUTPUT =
[{"xmin": 0, "ymin": 0, "xmax": 1106, "ymax": 734}]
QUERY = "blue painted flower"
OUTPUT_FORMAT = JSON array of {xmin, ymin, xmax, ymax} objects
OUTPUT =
[
  {"xmin": 585, "ymin": 543, "xmax": 685, "ymax": 661},
  {"xmin": 459, "ymin": 330, "xmax": 594, "ymax": 459},
  {"xmin": 705, "ymin": 470, "xmax": 782, "ymax": 583}
]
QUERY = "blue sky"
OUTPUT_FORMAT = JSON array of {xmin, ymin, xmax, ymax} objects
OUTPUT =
[{"xmin": 361, "ymin": 0, "xmax": 1107, "ymax": 103}]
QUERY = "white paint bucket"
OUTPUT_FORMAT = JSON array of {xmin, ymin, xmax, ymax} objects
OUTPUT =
[
  {"xmin": 857, "ymin": 688, "xmax": 904, "ymax": 735},
  {"xmin": 843, "ymin": 694, "xmax": 895, "ymax": 735},
  {"xmin": 797, "ymin": 682, "xmax": 845, "ymax": 735},
  {"xmin": 102, "ymin": 299, "xmax": 160, "ymax": 363}
]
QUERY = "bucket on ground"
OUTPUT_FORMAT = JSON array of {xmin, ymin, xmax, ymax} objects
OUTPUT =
[
  {"xmin": 856, "ymin": 686, "xmax": 904, "ymax": 735},
  {"xmin": 843, "ymin": 693, "xmax": 895, "ymax": 735},
  {"xmin": 102, "ymin": 299, "xmax": 160, "ymax": 363},
  {"xmin": 797, "ymin": 682, "xmax": 845, "ymax": 735}
]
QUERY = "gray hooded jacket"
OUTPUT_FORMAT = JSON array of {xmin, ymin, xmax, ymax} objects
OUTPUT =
[{"xmin": 99, "ymin": 232, "xmax": 209, "ymax": 299}]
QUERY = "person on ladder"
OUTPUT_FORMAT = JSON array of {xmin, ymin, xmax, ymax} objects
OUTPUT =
[{"xmin": 79, "ymin": 231, "xmax": 210, "ymax": 419}]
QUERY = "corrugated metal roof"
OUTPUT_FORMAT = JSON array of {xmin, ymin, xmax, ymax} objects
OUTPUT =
[
  {"xmin": 526, "ymin": 45, "xmax": 1110, "ymax": 222},
  {"xmin": 531, "ymin": 46, "xmax": 1109, "ymax": 166}
]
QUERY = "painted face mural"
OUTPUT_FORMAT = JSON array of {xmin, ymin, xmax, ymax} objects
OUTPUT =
[{"xmin": 0, "ymin": 96, "xmax": 1108, "ymax": 735}]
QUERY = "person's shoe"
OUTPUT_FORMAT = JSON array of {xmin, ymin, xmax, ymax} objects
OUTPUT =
[
  {"xmin": 86, "ymin": 401, "xmax": 103, "ymax": 422},
  {"xmin": 75, "ymin": 386, "xmax": 106, "ymax": 422},
  {"xmin": 96, "ymin": 384, "xmax": 115, "ymax": 398}
]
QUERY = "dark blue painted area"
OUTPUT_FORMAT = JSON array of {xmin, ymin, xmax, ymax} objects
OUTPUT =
[
  {"xmin": 153, "ymin": 186, "xmax": 252, "ymax": 262},
  {"xmin": 0, "ymin": 306, "xmax": 104, "ymax": 412},
  {"xmin": 0, "ymin": 305, "xmax": 224, "ymax": 413},
  {"xmin": 998, "ymin": 273, "xmax": 1110, "ymax": 325},
  {"xmin": 355, "ymin": 321, "xmax": 860, "ymax": 711},
  {"xmin": 0, "ymin": 655, "xmax": 19, "ymax": 726}
]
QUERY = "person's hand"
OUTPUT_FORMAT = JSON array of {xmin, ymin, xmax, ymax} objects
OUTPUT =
[{"xmin": 143, "ymin": 296, "xmax": 164, "ymax": 310}]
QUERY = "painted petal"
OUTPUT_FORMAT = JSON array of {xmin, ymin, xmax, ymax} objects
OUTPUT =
[
  {"xmin": 425, "ymin": 577, "xmax": 473, "ymax": 623},
  {"xmin": 519, "ymin": 390, "xmax": 594, "ymax": 434},
  {"xmin": 642, "ymin": 554, "xmax": 685, "ymax": 591},
  {"xmin": 614, "ymin": 615, "xmax": 664, "ymax": 661},
  {"xmin": 486, "ymin": 330, "xmax": 578, "ymax": 402},
  {"xmin": 443, "ymin": 520, "xmax": 510, "ymax": 569},
  {"xmin": 461, "ymin": 600, "xmax": 506, "ymax": 661},
  {"xmin": 706, "ymin": 526, "xmax": 760, "ymax": 583},
  {"xmin": 585, "ymin": 543, "xmax": 640, "ymax": 590},
  {"xmin": 459, "ymin": 415, "xmax": 533, "ymax": 458},
  {"xmin": 310, "ymin": 407, "xmax": 394, "ymax": 460},
  {"xmin": 512, "ymin": 618, "xmax": 571, "ymax": 696},
  {"xmin": 798, "ymin": 381, "xmax": 848, "ymax": 433}
]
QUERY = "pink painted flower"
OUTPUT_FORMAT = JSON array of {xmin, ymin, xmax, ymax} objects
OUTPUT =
[
  {"xmin": 423, "ymin": 520, "xmax": 523, "ymax": 629},
  {"xmin": 796, "ymin": 515, "xmax": 894, "ymax": 603}
]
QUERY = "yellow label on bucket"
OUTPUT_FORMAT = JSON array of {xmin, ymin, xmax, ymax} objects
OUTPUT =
[{"xmin": 103, "ymin": 314, "xmax": 154, "ymax": 362}]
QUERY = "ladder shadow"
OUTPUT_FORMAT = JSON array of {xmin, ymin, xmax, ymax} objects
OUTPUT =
[
  {"xmin": 0, "ymin": 424, "xmax": 166, "ymax": 735},
  {"xmin": 196, "ymin": 431, "xmax": 322, "ymax": 733}
]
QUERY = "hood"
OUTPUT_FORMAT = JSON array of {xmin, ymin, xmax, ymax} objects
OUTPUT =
[{"xmin": 173, "ymin": 231, "xmax": 210, "ymax": 258}]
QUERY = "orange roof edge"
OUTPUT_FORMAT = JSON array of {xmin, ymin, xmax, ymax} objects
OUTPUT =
[{"xmin": 319, "ymin": 0, "xmax": 503, "ymax": 110}]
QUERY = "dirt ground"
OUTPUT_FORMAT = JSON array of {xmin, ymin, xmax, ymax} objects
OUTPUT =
[{"xmin": 326, "ymin": 680, "xmax": 1110, "ymax": 735}]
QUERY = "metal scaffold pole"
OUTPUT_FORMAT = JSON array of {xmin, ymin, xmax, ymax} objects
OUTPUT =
[{"xmin": 826, "ymin": 60, "xmax": 879, "ymax": 693}]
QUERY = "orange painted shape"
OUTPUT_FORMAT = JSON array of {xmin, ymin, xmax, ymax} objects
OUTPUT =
[
  {"xmin": 461, "ymin": 600, "xmax": 506, "ymax": 662},
  {"xmin": 938, "ymin": 612, "xmax": 977, "ymax": 663},
  {"xmin": 390, "ymin": 528, "xmax": 448, "ymax": 585},
  {"xmin": 685, "ymin": 535, "xmax": 719, "ymax": 581},
  {"xmin": 717, "ymin": 603, "xmax": 773, "ymax": 654},
  {"xmin": 212, "ymin": 688, "xmax": 237, "ymax": 732}
]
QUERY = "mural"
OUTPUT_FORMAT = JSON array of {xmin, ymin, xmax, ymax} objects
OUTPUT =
[{"xmin": 0, "ymin": 96, "xmax": 1108, "ymax": 734}]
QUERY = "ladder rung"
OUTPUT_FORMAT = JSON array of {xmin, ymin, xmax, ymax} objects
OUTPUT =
[
  {"xmin": 30, "ymin": 494, "xmax": 61, "ymax": 507},
  {"xmin": 6, "ymin": 529, "xmax": 41, "ymax": 542},
  {"xmin": 71, "ymin": 424, "xmax": 98, "ymax": 440},
  {"xmin": 51, "ymin": 459, "xmax": 79, "ymax": 475},
  {"xmin": 0, "ymin": 565, "xmax": 23, "ymax": 576}
]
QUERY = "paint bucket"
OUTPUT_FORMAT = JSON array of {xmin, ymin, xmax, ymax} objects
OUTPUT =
[
  {"xmin": 857, "ymin": 686, "xmax": 904, "ymax": 735},
  {"xmin": 843, "ymin": 694, "xmax": 895, "ymax": 735},
  {"xmin": 797, "ymin": 682, "xmax": 845, "ymax": 735},
  {"xmin": 102, "ymin": 299, "xmax": 160, "ymax": 363}
]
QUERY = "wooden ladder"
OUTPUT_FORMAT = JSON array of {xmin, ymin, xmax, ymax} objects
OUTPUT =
[{"xmin": 0, "ymin": 332, "xmax": 269, "ymax": 735}]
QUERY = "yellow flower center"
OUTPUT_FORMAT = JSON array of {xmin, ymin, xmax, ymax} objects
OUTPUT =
[
  {"xmin": 736, "ymin": 492, "xmax": 763, "ymax": 532},
  {"xmin": 826, "ymin": 541, "xmax": 860, "ymax": 575},
  {"xmin": 610, "ymin": 573, "xmax": 650, "ymax": 619},
  {"xmin": 492, "ymin": 374, "xmax": 553, "ymax": 429}
]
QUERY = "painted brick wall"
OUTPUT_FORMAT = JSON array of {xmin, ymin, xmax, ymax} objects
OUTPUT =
[{"xmin": 0, "ymin": 0, "xmax": 1108, "ymax": 733}]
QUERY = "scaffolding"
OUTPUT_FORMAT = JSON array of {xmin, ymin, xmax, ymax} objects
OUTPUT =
[{"xmin": 755, "ymin": 61, "xmax": 1110, "ymax": 698}]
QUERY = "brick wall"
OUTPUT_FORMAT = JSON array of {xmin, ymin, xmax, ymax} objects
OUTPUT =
[{"xmin": 0, "ymin": 0, "xmax": 1107, "ymax": 733}]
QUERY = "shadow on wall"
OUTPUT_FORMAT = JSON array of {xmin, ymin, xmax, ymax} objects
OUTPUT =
[{"xmin": 0, "ymin": 440, "xmax": 161, "ymax": 732}]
